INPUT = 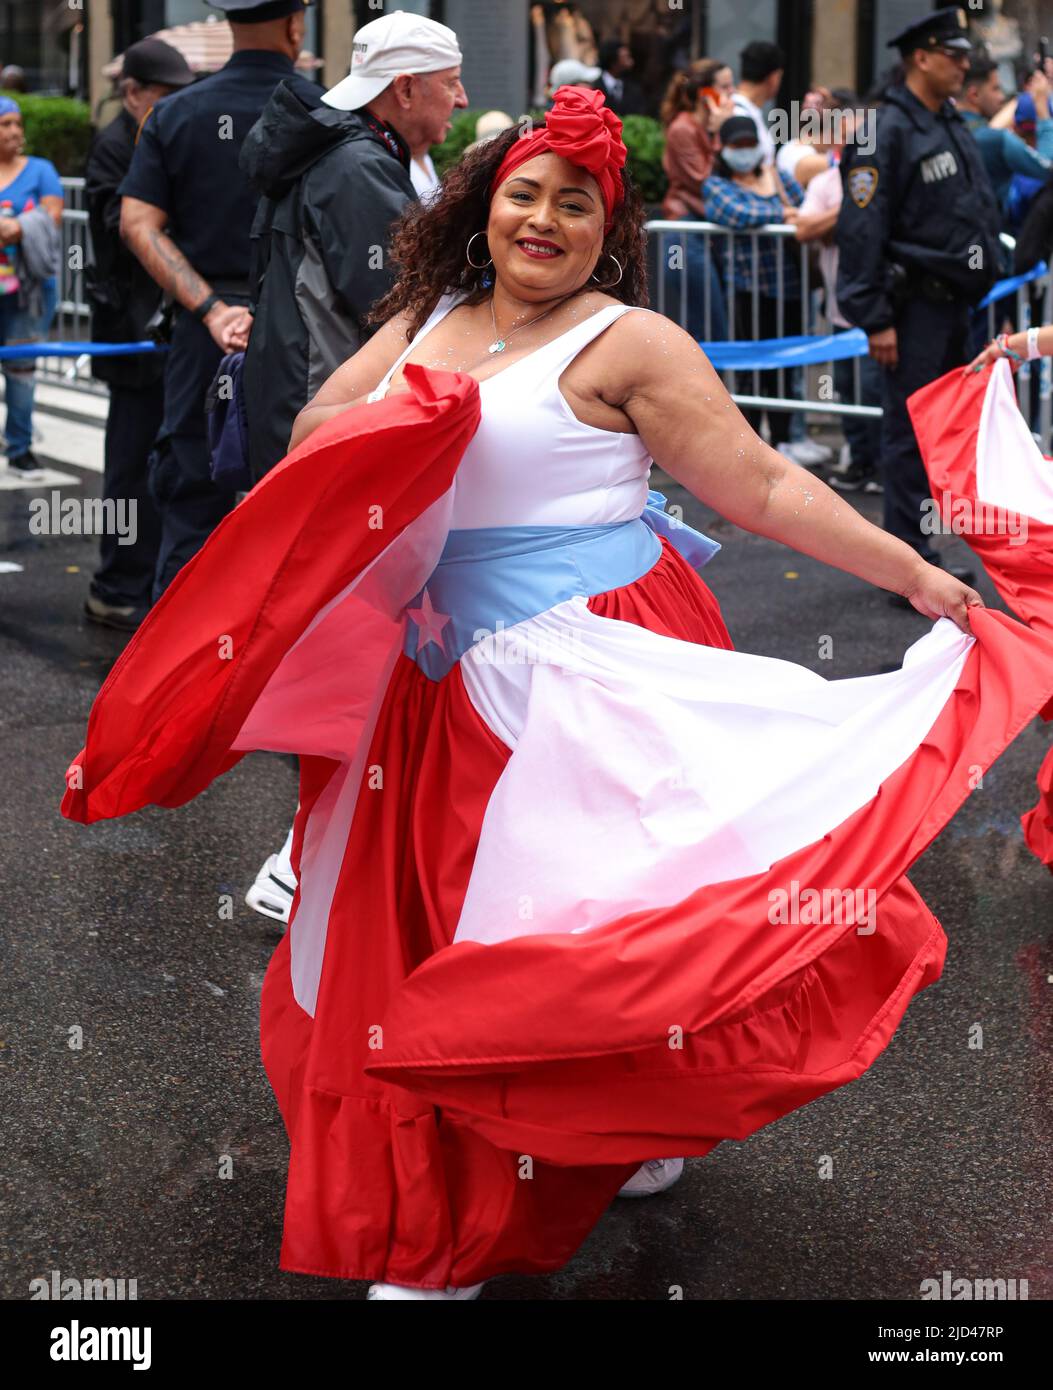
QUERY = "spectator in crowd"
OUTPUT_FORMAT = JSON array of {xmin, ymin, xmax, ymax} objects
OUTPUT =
[
  {"xmin": 118, "ymin": 0, "xmax": 319, "ymax": 604},
  {"xmin": 660, "ymin": 58, "xmax": 734, "ymax": 217},
  {"xmin": 0, "ymin": 66, "xmax": 26, "ymax": 93},
  {"xmin": 731, "ymin": 40, "xmax": 785, "ymax": 167},
  {"xmin": 957, "ymin": 55, "xmax": 1053, "ymax": 223},
  {"xmin": 703, "ymin": 113, "xmax": 805, "ymax": 459},
  {"xmin": 239, "ymin": 8, "xmax": 464, "ymax": 926},
  {"xmin": 596, "ymin": 38, "xmax": 645, "ymax": 116},
  {"xmin": 776, "ymin": 86, "xmax": 839, "ymax": 188},
  {"xmin": 241, "ymin": 8, "xmax": 465, "ymax": 487},
  {"xmin": 0, "ymin": 95, "xmax": 62, "ymax": 481},
  {"xmin": 464, "ymin": 109, "xmax": 515, "ymax": 155},
  {"xmin": 83, "ymin": 38, "xmax": 194, "ymax": 631},
  {"xmin": 793, "ymin": 93, "xmax": 883, "ymax": 493},
  {"xmin": 546, "ymin": 57, "xmax": 601, "ymax": 103},
  {"xmin": 659, "ymin": 59, "xmax": 734, "ymax": 340}
]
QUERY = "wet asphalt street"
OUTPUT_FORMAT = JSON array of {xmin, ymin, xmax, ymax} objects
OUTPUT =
[{"xmin": 1, "ymin": 452, "xmax": 1050, "ymax": 1303}]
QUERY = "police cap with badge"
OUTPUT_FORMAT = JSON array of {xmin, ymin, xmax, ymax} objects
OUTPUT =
[
  {"xmin": 206, "ymin": 0, "xmax": 310, "ymax": 21},
  {"xmin": 887, "ymin": 6, "xmax": 973, "ymax": 58}
]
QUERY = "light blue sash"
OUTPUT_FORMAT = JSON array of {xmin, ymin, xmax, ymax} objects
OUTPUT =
[{"xmin": 404, "ymin": 496, "xmax": 720, "ymax": 681}]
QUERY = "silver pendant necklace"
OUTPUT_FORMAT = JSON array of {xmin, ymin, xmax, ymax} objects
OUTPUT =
[{"xmin": 487, "ymin": 291, "xmax": 578, "ymax": 354}]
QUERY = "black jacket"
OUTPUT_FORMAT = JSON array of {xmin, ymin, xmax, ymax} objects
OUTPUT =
[
  {"xmin": 240, "ymin": 81, "xmax": 417, "ymax": 481},
  {"xmin": 1014, "ymin": 170, "xmax": 1053, "ymax": 274},
  {"xmin": 836, "ymin": 83, "xmax": 1002, "ymax": 333},
  {"xmin": 84, "ymin": 108, "xmax": 164, "ymax": 389}
]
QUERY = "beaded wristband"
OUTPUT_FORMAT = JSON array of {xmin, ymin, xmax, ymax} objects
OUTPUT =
[{"xmin": 997, "ymin": 333, "xmax": 1024, "ymax": 362}]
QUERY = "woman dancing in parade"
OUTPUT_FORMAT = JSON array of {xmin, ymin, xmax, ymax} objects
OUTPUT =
[{"xmin": 62, "ymin": 88, "xmax": 1053, "ymax": 1300}]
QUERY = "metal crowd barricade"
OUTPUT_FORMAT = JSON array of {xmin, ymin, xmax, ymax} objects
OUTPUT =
[
  {"xmin": 37, "ymin": 177, "xmax": 102, "ymax": 394},
  {"xmin": 645, "ymin": 219, "xmax": 1053, "ymax": 454}
]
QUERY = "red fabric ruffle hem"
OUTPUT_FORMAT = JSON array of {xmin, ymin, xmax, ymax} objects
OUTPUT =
[{"xmin": 260, "ymin": 539, "xmax": 961, "ymax": 1288}]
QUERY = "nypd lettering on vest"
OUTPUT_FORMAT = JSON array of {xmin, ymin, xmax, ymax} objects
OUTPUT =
[{"xmin": 920, "ymin": 150, "xmax": 958, "ymax": 184}]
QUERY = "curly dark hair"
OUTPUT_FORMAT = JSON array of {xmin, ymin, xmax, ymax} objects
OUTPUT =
[{"xmin": 366, "ymin": 119, "xmax": 649, "ymax": 340}]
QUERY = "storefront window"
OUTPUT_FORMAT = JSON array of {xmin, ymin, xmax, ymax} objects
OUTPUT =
[{"xmin": 708, "ymin": 0, "xmax": 778, "ymax": 79}]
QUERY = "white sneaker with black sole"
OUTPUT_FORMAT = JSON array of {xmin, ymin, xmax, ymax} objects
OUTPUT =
[
  {"xmin": 617, "ymin": 1157, "xmax": 685, "ymax": 1197},
  {"xmin": 245, "ymin": 854, "xmax": 296, "ymax": 924},
  {"xmin": 245, "ymin": 825, "xmax": 297, "ymax": 924}
]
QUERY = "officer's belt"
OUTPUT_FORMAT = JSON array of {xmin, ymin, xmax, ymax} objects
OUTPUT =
[{"xmin": 895, "ymin": 266, "xmax": 963, "ymax": 307}]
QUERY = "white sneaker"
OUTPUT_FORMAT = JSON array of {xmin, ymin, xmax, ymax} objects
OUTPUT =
[
  {"xmin": 245, "ymin": 852, "xmax": 296, "ymax": 924},
  {"xmin": 781, "ymin": 439, "xmax": 833, "ymax": 467},
  {"xmin": 617, "ymin": 1157, "xmax": 685, "ymax": 1198},
  {"xmin": 828, "ymin": 442, "xmax": 853, "ymax": 475},
  {"xmin": 367, "ymin": 1282, "xmax": 485, "ymax": 1300}
]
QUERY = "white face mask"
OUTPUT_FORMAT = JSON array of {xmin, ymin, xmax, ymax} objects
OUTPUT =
[{"xmin": 723, "ymin": 145, "xmax": 763, "ymax": 173}]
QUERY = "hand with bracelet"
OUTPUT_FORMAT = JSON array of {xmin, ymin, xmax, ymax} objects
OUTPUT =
[
  {"xmin": 194, "ymin": 293, "xmax": 252, "ymax": 353},
  {"xmin": 965, "ymin": 324, "xmax": 1049, "ymax": 375}
]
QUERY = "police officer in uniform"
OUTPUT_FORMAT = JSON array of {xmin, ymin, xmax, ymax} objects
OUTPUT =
[
  {"xmin": 836, "ymin": 8, "xmax": 1001, "ymax": 593},
  {"xmin": 118, "ymin": 0, "xmax": 320, "ymax": 603},
  {"xmin": 84, "ymin": 38, "xmax": 194, "ymax": 631}
]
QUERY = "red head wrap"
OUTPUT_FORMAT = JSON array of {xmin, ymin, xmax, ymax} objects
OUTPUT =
[{"xmin": 489, "ymin": 86, "xmax": 627, "ymax": 232}]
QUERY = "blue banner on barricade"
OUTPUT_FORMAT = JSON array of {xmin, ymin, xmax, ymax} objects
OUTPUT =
[
  {"xmin": 0, "ymin": 340, "xmax": 164, "ymax": 361},
  {"xmin": 700, "ymin": 330, "xmax": 869, "ymax": 370},
  {"xmin": 975, "ymin": 259, "xmax": 1047, "ymax": 310}
]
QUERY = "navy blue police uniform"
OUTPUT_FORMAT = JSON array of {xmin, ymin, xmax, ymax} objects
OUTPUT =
[
  {"xmin": 836, "ymin": 8, "xmax": 1002, "ymax": 563},
  {"xmin": 85, "ymin": 39, "xmax": 196, "ymax": 626},
  {"xmin": 117, "ymin": 0, "xmax": 320, "ymax": 602}
]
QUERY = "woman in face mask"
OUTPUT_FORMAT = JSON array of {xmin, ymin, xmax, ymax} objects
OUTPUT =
[
  {"xmin": 657, "ymin": 60, "xmax": 735, "ymax": 341},
  {"xmin": 703, "ymin": 114, "xmax": 804, "ymax": 457}
]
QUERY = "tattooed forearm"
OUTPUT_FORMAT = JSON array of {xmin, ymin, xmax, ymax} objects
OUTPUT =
[
  {"xmin": 121, "ymin": 203, "xmax": 212, "ymax": 311},
  {"xmin": 140, "ymin": 227, "xmax": 211, "ymax": 309}
]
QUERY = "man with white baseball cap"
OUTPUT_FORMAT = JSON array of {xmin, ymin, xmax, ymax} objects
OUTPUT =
[
  {"xmin": 322, "ymin": 7, "xmax": 463, "ymax": 114},
  {"xmin": 240, "ymin": 7, "xmax": 466, "ymax": 483},
  {"xmin": 319, "ymin": 9, "xmax": 465, "ymax": 200},
  {"xmin": 238, "ymin": 8, "xmax": 466, "ymax": 924}
]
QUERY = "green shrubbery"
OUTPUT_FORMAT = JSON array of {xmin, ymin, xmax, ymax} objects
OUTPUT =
[
  {"xmin": 1, "ymin": 92, "xmax": 93, "ymax": 175},
  {"xmin": 431, "ymin": 109, "xmax": 668, "ymax": 206}
]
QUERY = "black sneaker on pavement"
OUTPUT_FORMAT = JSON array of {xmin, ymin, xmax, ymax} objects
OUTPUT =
[
  {"xmin": 828, "ymin": 462, "xmax": 880, "ymax": 493},
  {"xmin": 5, "ymin": 450, "xmax": 47, "ymax": 481}
]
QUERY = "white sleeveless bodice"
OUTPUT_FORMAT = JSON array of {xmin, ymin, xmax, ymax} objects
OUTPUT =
[{"xmin": 368, "ymin": 291, "xmax": 655, "ymax": 529}]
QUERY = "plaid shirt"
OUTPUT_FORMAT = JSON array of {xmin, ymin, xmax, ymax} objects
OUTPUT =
[{"xmin": 702, "ymin": 173, "xmax": 805, "ymax": 297}]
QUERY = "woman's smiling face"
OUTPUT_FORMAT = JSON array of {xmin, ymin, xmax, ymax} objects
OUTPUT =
[{"xmin": 487, "ymin": 150, "xmax": 606, "ymax": 299}]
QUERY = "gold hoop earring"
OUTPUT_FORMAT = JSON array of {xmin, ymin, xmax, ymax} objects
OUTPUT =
[
  {"xmin": 466, "ymin": 231, "xmax": 493, "ymax": 269},
  {"xmin": 590, "ymin": 252, "xmax": 624, "ymax": 289}
]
